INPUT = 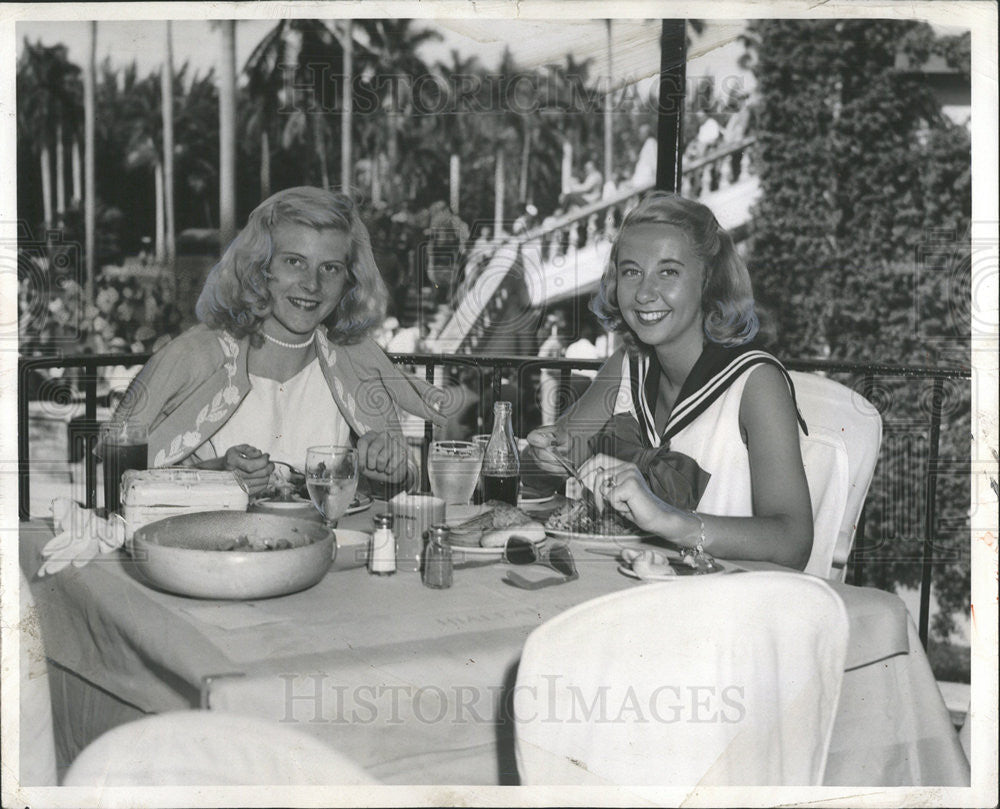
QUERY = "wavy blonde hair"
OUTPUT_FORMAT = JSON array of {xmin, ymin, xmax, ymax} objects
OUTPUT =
[
  {"xmin": 196, "ymin": 186, "xmax": 388, "ymax": 345},
  {"xmin": 590, "ymin": 192, "xmax": 759, "ymax": 347}
]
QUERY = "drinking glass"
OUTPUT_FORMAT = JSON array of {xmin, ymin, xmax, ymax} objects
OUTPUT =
[
  {"xmin": 305, "ymin": 445, "xmax": 359, "ymax": 527},
  {"xmin": 100, "ymin": 421, "xmax": 148, "ymax": 516},
  {"xmin": 427, "ymin": 440, "xmax": 483, "ymax": 506}
]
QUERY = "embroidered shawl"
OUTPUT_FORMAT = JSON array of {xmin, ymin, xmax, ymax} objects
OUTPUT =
[{"xmin": 112, "ymin": 324, "xmax": 457, "ymax": 467}]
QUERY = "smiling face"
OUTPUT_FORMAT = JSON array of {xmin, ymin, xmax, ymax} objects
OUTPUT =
[
  {"xmin": 264, "ymin": 224, "xmax": 351, "ymax": 341},
  {"xmin": 615, "ymin": 223, "xmax": 706, "ymax": 352}
]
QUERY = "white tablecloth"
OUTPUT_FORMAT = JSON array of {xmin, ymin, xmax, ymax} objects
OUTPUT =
[{"xmin": 19, "ymin": 516, "xmax": 969, "ymax": 787}]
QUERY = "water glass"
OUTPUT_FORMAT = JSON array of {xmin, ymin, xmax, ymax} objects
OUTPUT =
[
  {"xmin": 305, "ymin": 445, "xmax": 359, "ymax": 527},
  {"xmin": 427, "ymin": 440, "xmax": 484, "ymax": 506}
]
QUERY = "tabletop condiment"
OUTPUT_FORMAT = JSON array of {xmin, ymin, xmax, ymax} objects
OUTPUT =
[
  {"xmin": 422, "ymin": 524, "xmax": 453, "ymax": 589},
  {"xmin": 482, "ymin": 401, "xmax": 520, "ymax": 506},
  {"xmin": 369, "ymin": 513, "xmax": 397, "ymax": 576}
]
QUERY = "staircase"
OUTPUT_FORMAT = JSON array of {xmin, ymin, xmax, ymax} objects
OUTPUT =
[{"xmin": 426, "ymin": 138, "xmax": 759, "ymax": 355}]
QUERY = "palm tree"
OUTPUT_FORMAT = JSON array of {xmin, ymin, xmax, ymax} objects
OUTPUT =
[
  {"xmin": 174, "ymin": 67, "xmax": 220, "ymax": 228},
  {"xmin": 84, "ymin": 23, "xmax": 96, "ymax": 306},
  {"xmin": 341, "ymin": 18, "xmax": 353, "ymax": 192},
  {"xmin": 162, "ymin": 21, "xmax": 176, "ymax": 265},
  {"xmin": 17, "ymin": 40, "xmax": 81, "ymax": 231},
  {"xmin": 123, "ymin": 72, "xmax": 166, "ymax": 261},
  {"xmin": 244, "ymin": 19, "xmax": 361, "ymax": 192},
  {"xmin": 356, "ymin": 19, "xmax": 441, "ymax": 205},
  {"xmin": 433, "ymin": 49, "xmax": 483, "ymax": 215},
  {"xmin": 218, "ymin": 20, "xmax": 237, "ymax": 248}
]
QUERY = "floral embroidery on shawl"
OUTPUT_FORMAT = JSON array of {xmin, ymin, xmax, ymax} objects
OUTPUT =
[
  {"xmin": 153, "ymin": 332, "xmax": 243, "ymax": 466},
  {"xmin": 316, "ymin": 331, "xmax": 372, "ymax": 435}
]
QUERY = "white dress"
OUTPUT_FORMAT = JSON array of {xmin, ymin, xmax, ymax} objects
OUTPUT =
[{"xmin": 207, "ymin": 358, "xmax": 350, "ymax": 468}]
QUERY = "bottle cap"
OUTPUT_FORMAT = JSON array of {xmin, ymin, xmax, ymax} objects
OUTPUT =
[{"xmin": 428, "ymin": 523, "xmax": 451, "ymax": 542}]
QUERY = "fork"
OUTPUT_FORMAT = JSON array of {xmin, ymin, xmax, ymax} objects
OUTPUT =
[{"xmin": 536, "ymin": 445, "xmax": 603, "ymax": 517}]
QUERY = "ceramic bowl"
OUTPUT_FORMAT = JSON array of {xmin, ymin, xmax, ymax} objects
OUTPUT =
[{"xmin": 130, "ymin": 511, "xmax": 333, "ymax": 599}]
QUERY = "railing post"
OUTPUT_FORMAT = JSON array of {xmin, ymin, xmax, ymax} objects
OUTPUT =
[
  {"xmin": 84, "ymin": 361, "xmax": 99, "ymax": 510},
  {"xmin": 918, "ymin": 377, "xmax": 945, "ymax": 648},
  {"xmin": 18, "ymin": 360, "xmax": 31, "ymax": 521},
  {"xmin": 422, "ymin": 362, "xmax": 435, "ymax": 494},
  {"xmin": 656, "ymin": 19, "xmax": 686, "ymax": 193}
]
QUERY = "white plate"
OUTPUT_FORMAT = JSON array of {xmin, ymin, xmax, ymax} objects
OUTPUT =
[
  {"xmin": 545, "ymin": 527, "xmax": 654, "ymax": 546},
  {"xmin": 618, "ymin": 564, "xmax": 679, "ymax": 581},
  {"xmin": 618, "ymin": 560, "xmax": 727, "ymax": 580},
  {"xmin": 345, "ymin": 493, "xmax": 374, "ymax": 515},
  {"xmin": 519, "ymin": 494, "xmax": 554, "ymax": 506}
]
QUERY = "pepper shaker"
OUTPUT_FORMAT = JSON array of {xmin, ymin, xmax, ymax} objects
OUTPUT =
[{"xmin": 422, "ymin": 524, "xmax": 453, "ymax": 589}]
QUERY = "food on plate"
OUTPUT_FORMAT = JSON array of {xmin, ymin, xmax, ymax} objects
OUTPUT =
[
  {"xmin": 622, "ymin": 548, "xmax": 676, "ymax": 577},
  {"xmin": 449, "ymin": 501, "xmax": 546, "ymax": 548},
  {"xmin": 263, "ymin": 465, "xmax": 308, "ymax": 502},
  {"xmin": 545, "ymin": 498, "xmax": 635, "ymax": 536},
  {"xmin": 620, "ymin": 547, "xmax": 721, "ymax": 576}
]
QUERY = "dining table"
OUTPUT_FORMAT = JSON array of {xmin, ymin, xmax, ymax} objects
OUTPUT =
[{"xmin": 18, "ymin": 502, "xmax": 970, "ymax": 787}]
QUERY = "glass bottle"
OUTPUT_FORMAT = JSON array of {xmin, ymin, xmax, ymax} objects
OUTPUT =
[
  {"xmin": 369, "ymin": 513, "xmax": 396, "ymax": 576},
  {"xmin": 481, "ymin": 401, "xmax": 520, "ymax": 506},
  {"xmin": 422, "ymin": 524, "xmax": 453, "ymax": 589}
]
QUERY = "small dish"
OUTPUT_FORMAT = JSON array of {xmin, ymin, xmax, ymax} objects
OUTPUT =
[
  {"xmin": 346, "ymin": 493, "xmax": 374, "ymax": 515},
  {"xmin": 250, "ymin": 498, "xmax": 322, "ymax": 522},
  {"xmin": 331, "ymin": 529, "xmax": 370, "ymax": 571}
]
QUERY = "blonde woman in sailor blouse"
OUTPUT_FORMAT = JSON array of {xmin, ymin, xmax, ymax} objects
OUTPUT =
[{"xmin": 525, "ymin": 193, "xmax": 813, "ymax": 569}]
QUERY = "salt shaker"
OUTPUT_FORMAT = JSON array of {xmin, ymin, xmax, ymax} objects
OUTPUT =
[
  {"xmin": 369, "ymin": 513, "xmax": 396, "ymax": 576},
  {"xmin": 422, "ymin": 524, "xmax": 453, "ymax": 589}
]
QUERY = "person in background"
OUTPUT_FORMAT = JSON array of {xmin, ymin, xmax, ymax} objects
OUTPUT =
[
  {"xmin": 537, "ymin": 311, "xmax": 568, "ymax": 426},
  {"xmin": 110, "ymin": 187, "xmax": 463, "ymax": 497},
  {"xmin": 560, "ymin": 159, "xmax": 604, "ymax": 211},
  {"xmin": 512, "ymin": 204, "xmax": 539, "ymax": 236},
  {"xmin": 525, "ymin": 193, "xmax": 813, "ymax": 569},
  {"xmin": 629, "ymin": 123, "xmax": 658, "ymax": 189}
]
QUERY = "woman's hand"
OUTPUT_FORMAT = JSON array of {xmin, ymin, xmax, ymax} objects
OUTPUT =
[
  {"xmin": 525, "ymin": 425, "xmax": 573, "ymax": 475},
  {"xmin": 222, "ymin": 444, "xmax": 274, "ymax": 497},
  {"xmin": 357, "ymin": 430, "xmax": 410, "ymax": 485},
  {"xmin": 579, "ymin": 454, "xmax": 699, "ymax": 545}
]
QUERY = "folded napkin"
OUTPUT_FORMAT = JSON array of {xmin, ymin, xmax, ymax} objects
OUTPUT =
[
  {"xmin": 588, "ymin": 414, "xmax": 711, "ymax": 509},
  {"xmin": 38, "ymin": 499, "xmax": 127, "ymax": 577}
]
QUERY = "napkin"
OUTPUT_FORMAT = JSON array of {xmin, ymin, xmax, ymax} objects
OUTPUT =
[{"xmin": 38, "ymin": 499, "xmax": 127, "ymax": 577}]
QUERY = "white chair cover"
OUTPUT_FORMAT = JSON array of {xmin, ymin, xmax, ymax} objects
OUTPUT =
[
  {"xmin": 62, "ymin": 710, "xmax": 377, "ymax": 786},
  {"xmin": 19, "ymin": 571, "xmax": 58, "ymax": 786},
  {"xmin": 791, "ymin": 372, "xmax": 882, "ymax": 579},
  {"xmin": 514, "ymin": 571, "xmax": 850, "ymax": 786}
]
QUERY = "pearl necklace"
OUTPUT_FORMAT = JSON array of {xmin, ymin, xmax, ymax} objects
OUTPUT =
[{"xmin": 262, "ymin": 331, "xmax": 315, "ymax": 349}]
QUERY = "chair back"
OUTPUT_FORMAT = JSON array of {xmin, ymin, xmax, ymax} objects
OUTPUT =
[
  {"xmin": 791, "ymin": 372, "xmax": 882, "ymax": 579},
  {"xmin": 515, "ymin": 572, "xmax": 850, "ymax": 786},
  {"xmin": 63, "ymin": 710, "xmax": 377, "ymax": 786}
]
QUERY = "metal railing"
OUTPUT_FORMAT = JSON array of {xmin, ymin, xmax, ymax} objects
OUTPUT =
[{"xmin": 18, "ymin": 350, "xmax": 969, "ymax": 647}]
